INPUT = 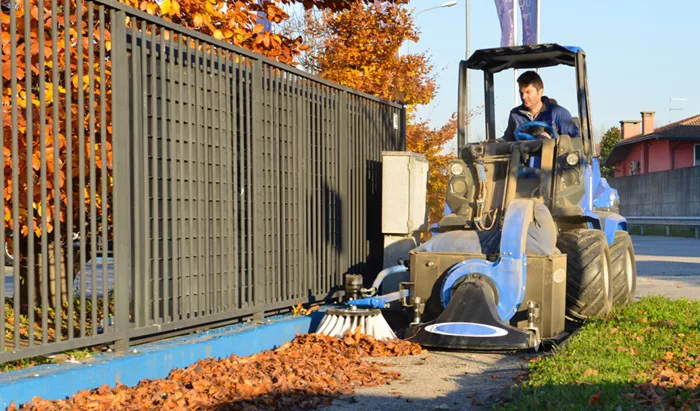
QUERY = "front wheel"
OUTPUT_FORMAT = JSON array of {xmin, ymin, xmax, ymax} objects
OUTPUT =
[
  {"xmin": 557, "ymin": 229, "xmax": 614, "ymax": 321},
  {"xmin": 610, "ymin": 230, "xmax": 637, "ymax": 306}
]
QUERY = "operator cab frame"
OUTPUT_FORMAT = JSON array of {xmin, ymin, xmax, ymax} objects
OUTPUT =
[{"xmin": 441, "ymin": 44, "xmax": 597, "ymax": 231}]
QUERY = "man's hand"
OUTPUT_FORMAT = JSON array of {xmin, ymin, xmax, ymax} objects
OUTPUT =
[{"xmin": 535, "ymin": 131, "xmax": 552, "ymax": 140}]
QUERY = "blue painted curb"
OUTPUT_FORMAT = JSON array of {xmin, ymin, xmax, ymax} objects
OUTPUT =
[{"xmin": 0, "ymin": 313, "xmax": 317, "ymax": 409}]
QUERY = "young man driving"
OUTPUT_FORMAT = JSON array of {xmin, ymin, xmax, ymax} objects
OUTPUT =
[{"xmin": 502, "ymin": 71, "xmax": 580, "ymax": 141}]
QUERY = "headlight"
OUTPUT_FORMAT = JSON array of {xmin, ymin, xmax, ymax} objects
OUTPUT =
[
  {"xmin": 450, "ymin": 162, "xmax": 464, "ymax": 176},
  {"xmin": 565, "ymin": 152, "xmax": 580, "ymax": 166},
  {"xmin": 451, "ymin": 179, "xmax": 468, "ymax": 195}
]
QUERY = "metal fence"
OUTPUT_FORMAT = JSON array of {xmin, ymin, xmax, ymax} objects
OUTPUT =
[{"xmin": 1, "ymin": 0, "xmax": 405, "ymax": 362}]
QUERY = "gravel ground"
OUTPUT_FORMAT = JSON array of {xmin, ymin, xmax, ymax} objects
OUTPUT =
[{"xmin": 322, "ymin": 350, "xmax": 533, "ymax": 411}]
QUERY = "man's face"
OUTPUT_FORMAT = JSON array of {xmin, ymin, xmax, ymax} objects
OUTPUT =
[{"xmin": 519, "ymin": 84, "xmax": 544, "ymax": 110}]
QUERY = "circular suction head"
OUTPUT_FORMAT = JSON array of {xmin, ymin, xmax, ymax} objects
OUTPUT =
[{"xmin": 424, "ymin": 322, "xmax": 508, "ymax": 338}]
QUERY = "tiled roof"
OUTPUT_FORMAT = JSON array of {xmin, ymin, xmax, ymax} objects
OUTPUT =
[
  {"xmin": 604, "ymin": 114, "xmax": 700, "ymax": 166},
  {"xmin": 615, "ymin": 114, "xmax": 700, "ymax": 146}
]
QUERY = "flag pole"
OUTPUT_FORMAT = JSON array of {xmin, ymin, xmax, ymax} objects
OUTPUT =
[
  {"xmin": 465, "ymin": 0, "xmax": 470, "ymax": 144},
  {"xmin": 513, "ymin": 0, "xmax": 518, "ymax": 106}
]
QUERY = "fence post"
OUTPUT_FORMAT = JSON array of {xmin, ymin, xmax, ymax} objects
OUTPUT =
[
  {"xmin": 110, "ymin": 9, "xmax": 132, "ymax": 352},
  {"xmin": 339, "ymin": 90, "xmax": 348, "ymax": 277},
  {"xmin": 666, "ymin": 226, "xmax": 671, "ymax": 237},
  {"xmin": 251, "ymin": 58, "xmax": 266, "ymax": 307}
]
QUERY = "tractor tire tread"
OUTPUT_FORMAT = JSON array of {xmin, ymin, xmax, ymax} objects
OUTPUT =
[
  {"xmin": 557, "ymin": 229, "xmax": 613, "ymax": 321},
  {"xmin": 610, "ymin": 230, "xmax": 637, "ymax": 306}
]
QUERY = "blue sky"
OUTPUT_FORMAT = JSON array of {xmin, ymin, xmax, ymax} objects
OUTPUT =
[{"xmin": 406, "ymin": 0, "xmax": 700, "ymax": 151}]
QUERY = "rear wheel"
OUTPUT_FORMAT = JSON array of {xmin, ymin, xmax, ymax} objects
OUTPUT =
[
  {"xmin": 557, "ymin": 229, "xmax": 613, "ymax": 321},
  {"xmin": 610, "ymin": 230, "xmax": 636, "ymax": 306}
]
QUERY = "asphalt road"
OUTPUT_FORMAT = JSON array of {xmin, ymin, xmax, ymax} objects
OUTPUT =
[
  {"xmin": 632, "ymin": 235, "xmax": 700, "ymax": 300},
  {"xmin": 321, "ymin": 234, "xmax": 700, "ymax": 411}
]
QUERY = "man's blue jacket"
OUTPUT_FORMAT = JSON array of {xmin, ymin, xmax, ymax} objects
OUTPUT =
[{"xmin": 502, "ymin": 96, "xmax": 580, "ymax": 141}]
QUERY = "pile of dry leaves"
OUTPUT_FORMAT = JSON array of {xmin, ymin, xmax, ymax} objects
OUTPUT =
[{"xmin": 9, "ymin": 330, "xmax": 426, "ymax": 410}]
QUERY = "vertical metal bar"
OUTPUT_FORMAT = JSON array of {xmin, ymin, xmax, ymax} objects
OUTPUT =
[
  {"xmin": 353, "ymin": 97, "xmax": 359, "ymax": 276},
  {"xmin": 181, "ymin": 38, "xmax": 196, "ymax": 318},
  {"xmin": 229, "ymin": 53, "xmax": 239, "ymax": 309},
  {"xmin": 88, "ymin": 2, "xmax": 98, "ymax": 337},
  {"xmin": 111, "ymin": 8, "xmax": 131, "ymax": 349},
  {"xmin": 324, "ymin": 87, "xmax": 331, "ymax": 293},
  {"xmin": 187, "ymin": 37, "xmax": 196, "ymax": 317},
  {"xmin": 98, "ymin": 6, "xmax": 108, "ymax": 332},
  {"xmin": 161, "ymin": 29, "xmax": 170, "ymax": 323},
  {"xmin": 276, "ymin": 71, "xmax": 283, "ymax": 302},
  {"xmin": 169, "ymin": 31, "xmax": 179, "ymax": 322},
  {"xmin": 130, "ymin": 18, "xmax": 142, "ymax": 329},
  {"xmin": 194, "ymin": 39, "xmax": 203, "ymax": 316},
  {"xmin": 294, "ymin": 76, "xmax": 301, "ymax": 300},
  {"xmin": 251, "ymin": 59, "xmax": 264, "ymax": 306},
  {"xmin": 331, "ymin": 89, "xmax": 338, "ymax": 287},
  {"xmin": 150, "ymin": 25, "xmax": 159, "ymax": 324},
  {"xmin": 273, "ymin": 68, "xmax": 280, "ymax": 302},
  {"xmin": 338, "ymin": 91, "xmax": 347, "ymax": 281},
  {"xmin": 10, "ymin": 0, "xmax": 20, "ymax": 349},
  {"xmin": 222, "ymin": 51, "xmax": 233, "ymax": 311},
  {"xmin": 363, "ymin": 101, "xmax": 368, "ymax": 275},
  {"xmin": 24, "ymin": 0, "xmax": 36, "ymax": 346},
  {"xmin": 303, "ymin": 79, "xmax": 311, "ymax": 297},
  {"xmin": 282, "ymin": 72, "xmax": 290, "ymax": 301},
  {"xmin": 319, "ymin": 85, "xmax": 326, "ymax": 296},
  {"xmin": 140, "ymin": 20, "xmax": 150, "ymax": 326},
  {"xmin": 202, "ymin": 40, "xmax": 210, "ymax": 315},
  {"xmin": 315, "ymin": 84, "xmax": 322, "ymax": 295},
  {"xmin": 246, "ymin": 59, "xmax": 253, "ymax": 306},
  {"xmin": 221, "ymin": 50, "xmax": 233, "ymax": 311},
  {"xmin": 38, "ymin": 0, "xmax": 50, "ymax": 344},
  {"xmin": 64, "ymin": 0, "xmax": 74, "ymax": 340},
  {"xmin": 262, "ymin": 65, "xmax": 270, "ymax": 304},
  {"xmin": 77, "ymin": 0, "xmax": 86, "ymax": 338},
  {"xmin": 212, "ymin": 48, "xmax": 222, "ymax": 313},
  {"xmin": 51, "ymin": 0, "xmax": 62, "ymax": 343}
]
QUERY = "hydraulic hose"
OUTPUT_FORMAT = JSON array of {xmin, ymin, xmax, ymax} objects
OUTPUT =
[{"xmin": 371, "ymin": 264, "xmax": 408, "ymax": 292}]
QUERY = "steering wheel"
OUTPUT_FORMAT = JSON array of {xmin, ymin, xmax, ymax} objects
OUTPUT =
[{"xmin": 514, "ymin": 121, "xmax": 558, "ymax": 141}]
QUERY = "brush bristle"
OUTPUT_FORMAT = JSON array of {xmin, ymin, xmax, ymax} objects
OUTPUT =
[{"xmin": 316, "ymin": 311, "xmax": 396, "ymax": 341}]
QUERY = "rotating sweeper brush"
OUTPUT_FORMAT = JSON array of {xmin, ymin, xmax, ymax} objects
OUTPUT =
[
  {"xmin": 315, "ymin": 269, "xmax": 409, "ymax": 341},
  {"xmin": 315, "ymin": 307, "xmax": 396, "ymax": 341}
]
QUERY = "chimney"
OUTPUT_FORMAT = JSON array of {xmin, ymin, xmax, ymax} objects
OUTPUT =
[
  {"xmin": 641, "ymin": 111, "xmax": 655, "ymax": 135},
  {"xmin": 619, "ymin": 120, "xmax": 641, "ymax": 140}
]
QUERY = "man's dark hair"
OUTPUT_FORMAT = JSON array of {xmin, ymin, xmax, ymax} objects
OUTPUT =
[{"xmin": 517, "ymin": 71, "xmax": 544, "ymax": 90}]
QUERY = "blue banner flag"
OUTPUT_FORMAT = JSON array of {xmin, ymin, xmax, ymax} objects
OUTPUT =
[{"xmin": 494, "ymin": 0, "xmax": 539, "ymax": 47}]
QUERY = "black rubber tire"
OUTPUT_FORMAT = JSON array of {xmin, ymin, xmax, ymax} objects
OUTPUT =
[
  {"xmin": 610, "ymin": 230, "xmax": 637, "ymax": 306},
  {"xmin": 556, "ymin": 229, "xmax": 613, "ymax": 321}
]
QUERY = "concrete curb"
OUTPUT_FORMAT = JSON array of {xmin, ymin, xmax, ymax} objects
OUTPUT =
[{"xmin": 0, "ymin": 314, "xmax": 315, "ymax": 409}]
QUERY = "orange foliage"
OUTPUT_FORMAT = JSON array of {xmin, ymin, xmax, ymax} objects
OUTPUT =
[{"xmin": 304, "ymin": 0, "xmax": 433, "ymax": 107}]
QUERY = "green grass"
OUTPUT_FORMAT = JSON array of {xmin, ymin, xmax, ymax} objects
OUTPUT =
[
  {"xmin": 628, "ymin": 225, "xmax": 697, "ymax": 238},
  {"xmin": 500, "ymin": 296, "xmax": 700, "ymax": 410}
]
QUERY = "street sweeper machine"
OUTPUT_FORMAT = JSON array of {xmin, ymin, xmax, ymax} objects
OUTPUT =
[{"xmin": 316, "ymin": 44, "xmax": 637, "ymax": 351}]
